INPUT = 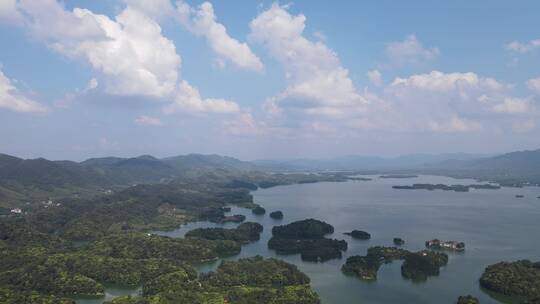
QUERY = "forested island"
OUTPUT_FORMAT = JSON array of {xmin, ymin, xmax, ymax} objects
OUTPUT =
[
  {"xmin": 269, "ymin": 210, "xmax": 284, "ymax": 219},
  {"xmin": 392, "ymin": 183, "xmax": 501, "ymax": 192},
  {"xmin": 344, "ymin": 230, "xmax": 371, "ymax": 240},
  {"xmin": 268, "ymin": 219, "xmax": 348, "ymax": 262},
  {"xmin": 393, "ymin": 238, "xmax": 405, "ymax": 246},
  {"xmin": 341, "ymin": 246, "xmax": 448, "ymax": 281},
  {"xmin": 252, "ymin": 206, "xmax": 266, "ymax": 215},
  {"xmin": 480, "ymin": 260, "xmax": 540, "ymax": 302},
  {"xmin": 379, "ymin": 175, "xmax": 418, "ymax": 179}
]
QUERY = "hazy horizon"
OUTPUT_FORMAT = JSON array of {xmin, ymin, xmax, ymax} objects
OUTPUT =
[
  {"xmin": 0, "ymin": 149, "xmax": 498, "ymax": 163},
  {"xmin": 1, "ymin": 1, "xmax": 539, "ymax": 161}
]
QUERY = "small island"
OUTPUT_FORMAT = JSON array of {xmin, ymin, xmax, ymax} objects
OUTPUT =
[
  {"xmin": 185, "ymin": 222, "xmax": 263, "ymax": 244},
  {"xmin": 393, "ymin": 237, "xmax": 405, "ymax": 246},
  {"xmin": 341, "ymin": 247, "xmax": 409, "ymax": 280},
  {"xmin": 344, "ymin": 230, "xmax": 371, "ymax": 240},
  {"xmin": 457, "ymin": 295, "xmax": 479, "ymax": 304},
  {"xmin": 268, "ymin": 219, "xmax": 347, "ymax": 262},
  {"xmin": 480, "ymin": 260, "xmax": 540, "ymax": 301},
  {"xmin": 516, "ymin": 195, "xmax": 525, "ymax": 198},
  {"xmin": 348, "ymin": 177, "xmax": 373, "ymax": 181},
  {"xmin": 252, "ymin": 206, "xmax": 266, "ymax": 215},
  {"xmin": 272, "ymin": 218, "xmax": 334, "ymax": 239},
  {"xmin": 269, "ymin": 210, "xmax": 284, "ymax": 219},
  {"xmin": 341, "ymin": 246, "xmax": 448, "ymax": 282},
  {"xmin": 393, "ymin": 183, "xmax": 501, "ymax": 192},
  {"xmin": 426, "ymin": 239, "xmax": 465, "ymax": 251},
  {"xmin": 380, "ymin": 174, "xmax": 418, "ymax": 179},
  {"xmin": 401, "ymin": 250, "xmax": 448, "ymax": 281}
]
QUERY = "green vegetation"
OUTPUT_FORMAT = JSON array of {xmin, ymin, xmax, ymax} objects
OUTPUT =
[
  {"xmin": 252, "ymin": 206, "xmax": 266, "ymax": 215},
  {"xmin": 480, "ymin": 260, "xmax": 540, "ymax": 301},
  {"xmin": 185, "ymin": 222, "xmax": 263, "ymax": 244},
  {"xmin": 393, "ymin": 238, "xmax": 405, "ymax": 246},
  {"xmin": 457, "ymin": 295, "xmax": 479, "ymax": 304},
  {"xmin": 272, "ymin": 219, "xmax": 334, "ymax": 239},
  {"xmin": 0, "ymin": 225, "xmax": 239, "ymax": 300},
  {"xmin": 103, "ymin": 257, "xmax": 320, "ymax": 304},
  {"xmin": 0, "ymin": 153, "xmax": 349, "ymax": 209},
  {"xmin": 269, "ymin": 210, "xmax": 284, "ymax": 219},
  {"xmin": 269, "ymin": 219, "xmax": 347, "ymax": 262},
  {"xmin": 268, "ymin": 237, "xmax": 348, "ymax": 262},
  {"xmin": 341, "ymin": 247, "xmax": 409, "ymax": 280},
  {"xmin": 85, "ymin": 233, "xmax": 241, "ymax": 261},
  {"xmin": 0, "ymin": 153, "xmax": 338, "ymax": 303},
  {"xmin": 379, "ymin": 175, "xmax": 418, "ymax": 179},
  {"xmin": 344, "ymin": 230, "xmax": 371, "ymax": 240},
  {"xmin": 0, "ymin": 288, "xmax": 75, "ymax": 304},
  {"xmin": 401, "ymin": 250, "xmax": 448, "ymax": 281},
  {"xmin": 341, "ymin": 247, "xmax": 448, "ymax": 282}
]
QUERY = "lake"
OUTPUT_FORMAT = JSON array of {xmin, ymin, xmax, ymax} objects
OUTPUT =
[{"xmin": 81, "ymin": 175, "xmax": 540, "ymax": 304}]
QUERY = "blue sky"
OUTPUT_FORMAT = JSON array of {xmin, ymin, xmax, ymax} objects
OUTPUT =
[{"xmin": 0, "ymin": 0, "xmax": 539, "ymax": 161}]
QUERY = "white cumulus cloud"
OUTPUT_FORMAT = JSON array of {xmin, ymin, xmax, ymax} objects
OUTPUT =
[
  {"xmin": 390, "ymin": 71, "xmax": 505, "ymax": 92},
  {"xmin": 386, "ymin": 34, "xmax": 439, "ymax": 66},
  {"xmin": 0, "ymin": 0, "xmax": 23, "ymax": 24},
  {"xmin": 385, "ymin": 71, "xmax": 535, "ymax": 132},
  {"xmin": 505, "ymin": 38, "xmax": 540, "ymax": 53},
  {"xmin": 492, "ymin": 97, "xmax": 531, "ymax": 114},
  {"xmin": 367, "ymin": 69, "xmax": 382, "ymax": 86},
  {"xmin": 164, "ymin": 81, "xmax": 239, "ymax": 114},
  {"xmin": 10, "ymin": 0, "xmax": 240, "ymax": 114},
  {"xmin": 527, "ymin": 77, "xmax": 540, "ymax": 95},
  {"xmin": 428, "ymin": 116, "xmax": 481, "ymax": 133},
  {"xmin": 135, "ymin": 115, "xmax": 163, "ymax": 126},
  {"xmin": 177, "ymin": 1, "xmax": 263, "ymax": 72},
  {"xmin": 250, "ymin": 3, "xmax": 368, "ymax": 118},
  {"xmin": 0, "ymin": 68, "xmax": 47, "ymax": 113}
]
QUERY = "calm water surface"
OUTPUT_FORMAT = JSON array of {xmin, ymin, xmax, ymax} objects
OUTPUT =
[{"xmin": 81, "ymin": 175, "xmax": 540, "ymax": 304}]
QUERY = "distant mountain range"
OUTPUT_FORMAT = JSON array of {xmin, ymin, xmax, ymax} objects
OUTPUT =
[
  {"xmin": 0, "ymin": 153, "xmax": 257, "ymax": 205},
  {"xmin": 253, "ymin": 153, "xmax": 487, "ymax": 172},
  {"xmin": 255, "ymin": 149, "xmax": 540, "ymax": 185},
  {"xmin": 1, "ymin": 148, "xmax": 539, "ymax": 206},
  {"xmin": 421, "ymin": 149, "xmax": 540, "ymax": 186}
]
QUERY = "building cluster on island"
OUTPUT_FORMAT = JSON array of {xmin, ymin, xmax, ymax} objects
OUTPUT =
[
  {"xmin": 426, "ymin": 239, "xmax": 465, "ymax": 251},
  {"xmin": 9, "ymin": 208, "xmax": 22, "ymax": 214}
]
